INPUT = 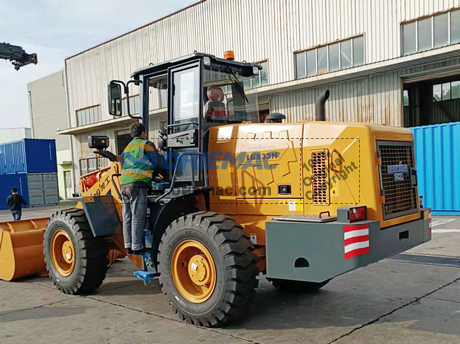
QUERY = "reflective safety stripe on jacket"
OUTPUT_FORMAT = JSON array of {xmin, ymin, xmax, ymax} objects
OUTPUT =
[{"xmin": 120, "ymin": 137, "xmax": 157, "ymax": 186}]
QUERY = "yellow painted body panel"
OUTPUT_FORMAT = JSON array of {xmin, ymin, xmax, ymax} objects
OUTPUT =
[
  {"xmin": 208, "ymin": 121, "xmax": 421, "ymax": 246},
  {"xmin": 80, "ymin": 164, "xmax": 122, "ymax": 205},
  {"xmin": 79, "ymin": 162, "xmax": 134, "ymax": 267}
]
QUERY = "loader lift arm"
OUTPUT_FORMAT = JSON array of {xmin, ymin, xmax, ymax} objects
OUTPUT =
[{"xmin": 0, "ymin": 42, "xmax": 38, "ymax": 70}]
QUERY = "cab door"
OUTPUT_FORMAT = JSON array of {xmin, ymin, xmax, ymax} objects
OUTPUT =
[{"xmin": 167, "ymin": 61, "xmax": 204, "ymax": 184}]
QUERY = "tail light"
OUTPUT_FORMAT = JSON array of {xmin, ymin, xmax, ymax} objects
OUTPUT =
[{"xmin": 348, "ymin": 206, "xmax": 367, "ymax": 222}]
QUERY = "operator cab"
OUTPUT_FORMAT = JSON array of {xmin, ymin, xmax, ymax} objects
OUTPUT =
[{"xmin": 108, "ymin": 52, "xmax": 262, "ymax": 189}]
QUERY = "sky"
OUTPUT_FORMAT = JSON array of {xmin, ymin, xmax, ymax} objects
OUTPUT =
[{"xmin": 0, "ymin": 0, "xmax": 197, "ymax": 129}]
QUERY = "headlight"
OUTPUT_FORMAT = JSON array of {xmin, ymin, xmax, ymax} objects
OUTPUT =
[
  {"xmin": 253, "ymin": 66, "xmax": 259, "ymax": 75},
  {"xmin": 203, "ymin": 56, "xmax": 211, "ymax": 66}
]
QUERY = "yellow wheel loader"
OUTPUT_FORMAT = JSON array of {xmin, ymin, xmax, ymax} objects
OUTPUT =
[{"xmin": 0, "ymin": 52, "xmax": 431, "ymax": 327}]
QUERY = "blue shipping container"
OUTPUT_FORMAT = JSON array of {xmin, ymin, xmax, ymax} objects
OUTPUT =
[
  {"xmin": 0, "ymin": 174, "xmax": 29, "ymax": 210},
  {"xmin": 411, "ymin": 122, "xmax": 460, "ymax": 215},
  {"xmin": 0, "ymin": 139, "xmax": 57, "ymax": 174}
]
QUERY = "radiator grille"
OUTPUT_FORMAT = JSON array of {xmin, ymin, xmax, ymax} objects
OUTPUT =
[
  {"xmin": 378, "ymin": 142, "xmax": 418, "ymax": 219},
  {"xmin": 312, "ymin": 151, "xmax": 329, "ymax": 205}
]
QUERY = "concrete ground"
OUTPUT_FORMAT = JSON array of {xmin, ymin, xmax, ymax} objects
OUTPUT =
[{"xmin": 0, "ymin": 204, "xmax": 459, "ymax": 344}]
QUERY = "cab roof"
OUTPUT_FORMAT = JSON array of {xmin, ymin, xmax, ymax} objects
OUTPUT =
[{"xmin": 131, "ymin": 52, "xmax": 261, "ymax": 79}]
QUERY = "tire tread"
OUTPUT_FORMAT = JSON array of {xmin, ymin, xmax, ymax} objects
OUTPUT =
[
  {"xmin": 158, "ymin": 211, "xmax": 258, "ymax": 327},
  {"xmin": 44, "ymin": 208, "xmax": 108, "ymax": 295}
]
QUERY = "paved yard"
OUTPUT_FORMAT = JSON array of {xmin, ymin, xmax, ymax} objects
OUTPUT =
[{"xmin": 0, "ymin": 204, "xmax": 459, "ymax": 343}]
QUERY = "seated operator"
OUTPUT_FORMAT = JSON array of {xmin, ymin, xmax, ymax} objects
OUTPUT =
[
  {"xmin": 120, "ymin": 123, "xmax": 163, "ymax": 255},
  {"xmin": 204, "ymin": 86, "xmax": 227, "ymax": 122}
]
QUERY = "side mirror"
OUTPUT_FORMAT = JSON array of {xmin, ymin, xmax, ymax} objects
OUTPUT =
[{"xmin": 108, "ymin": 82, "xmax": 122, "ymax": 116}]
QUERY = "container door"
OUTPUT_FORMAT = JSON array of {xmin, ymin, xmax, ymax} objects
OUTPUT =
[
  {"xmin": 43, "ymin": 173, "xmax": 59, "ymax": 205},
  {"xmin": 27, "ymin": 174, "xmax": 44, "ymax": 206}
]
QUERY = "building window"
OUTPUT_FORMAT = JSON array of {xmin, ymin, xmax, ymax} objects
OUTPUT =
[
  {"xmin": 306, "ymin": 49, "xmax": 317, "ymax": 76},
  {"xmin": 402, "ymin": 22, "xmax": 417, "ymax": 55},
  {"xmin": 432, "ymin": 80, "xmax": 460, "ymax": 102},
  {"xmin": 452, "ymin": 81, "xmax": 460, "ymax": 98},
  {"xmin": 433, "ymin": 84, "xmax": 442, "ymax": 101},
  {"xmin": 76, "ymin": 105, "xmax": 102, "ymax": 126},
  {"xmin": 244, "ymin": 61, "xmax": 269, "ymax": 89},
  {"xmin": 418, "ymin": 18, "xmax": 432, "ymax": 52},
  {"xmin": 329, "ymin": 43, "xmax": 340, "ymax": 71},
  {"xmin": 402, "ymin": 8, "xmax": 460, "ymax": 56},
  {"xmin": 317, "ymin": 46, "xmax": 328, "ymax": 73},
  {"xmin": 403, "ymin": 90, "xmax": 410, "ymax": 107},
  {"xmin": 434, "ymin": 13, "xmax": 449, "ymax": 48},
  {"xmin": 79, "ymin": 157, "xmax": 106, "ymax": 176},
  {"xmin": 353, "ymin": 36, "xmax": 364, "ymax": 66},
  {"xmin": 122, "ymin": 95, "xmax": 140, "ymax": 116},
  {"xmin": 452, "ymin": 10, "xmax": 460, "ymax": 43},
  {"xmin": 294, "ymin": 36, "xmax": 365, "ymax": 79}
]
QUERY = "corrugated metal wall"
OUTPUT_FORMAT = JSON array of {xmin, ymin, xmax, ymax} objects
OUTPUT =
[
  {"xmin": 66, "ymin": 0, "xmax": 460, "ymax": 126},
  {"xmin": 411, "ymin": 122, "xmax": 460, "ymax": 215},
  {"xmin": 271, "ymin": 56, "xmax": 460, "ymax": 125},
  {"xmin": 432, "ymin": 99, "xmax": 460, "ymax": 124},
  {"xmin": 271, "ymin": 72, "xmax": 402, "ymax": 125},
  {"xmin": 0, "ymin": 139, "xmax": 57, "ymax": 174}
]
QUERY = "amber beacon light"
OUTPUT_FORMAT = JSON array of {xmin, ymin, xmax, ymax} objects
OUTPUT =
[{"xmin": 224, "ymin": 50, "xmax": 235, "ymax": 60}]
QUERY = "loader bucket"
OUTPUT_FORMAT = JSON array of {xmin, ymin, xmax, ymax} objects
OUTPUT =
[{"xmin": 0, "ymin": 218, "xmax": 48, "ymax": 281}]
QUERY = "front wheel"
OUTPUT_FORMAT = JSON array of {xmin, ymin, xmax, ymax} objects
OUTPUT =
[
  {"xmin": 44, "ymin": 208, "xmax": 109, "ymax": 294},
  {"xmin": 158, "ymin": 212, "xmax": 259, "ymax": 327}
]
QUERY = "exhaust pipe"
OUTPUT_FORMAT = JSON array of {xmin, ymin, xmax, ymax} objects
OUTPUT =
[{"xmin": 316, "ymin": 90, "xmax": 330, "ymax": 121}]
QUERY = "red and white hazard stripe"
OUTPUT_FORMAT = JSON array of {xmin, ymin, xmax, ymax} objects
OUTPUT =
[
  {"xmin": 428, "ymin": 210, "xmax": 432, "ymax": 233},
  {"xmin": 344, "ymin": 224, "xmax": 370, "ymax": 260}
]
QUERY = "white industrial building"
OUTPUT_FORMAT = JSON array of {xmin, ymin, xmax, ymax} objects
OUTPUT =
[
  {"xmin": 0, "ymin": 128, "xmax": 31, "ymax": 144},
  {"xmin": 39, "ymin": 0, "xmax": 460, "ymax": 194},
  {"xmin": 27, "ymin": 70, "xmax": 74, "ymax": 199}
]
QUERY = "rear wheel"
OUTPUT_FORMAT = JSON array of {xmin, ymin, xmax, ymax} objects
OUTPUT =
[
  {"xmin": 158, "ymin": 212, "xmax": 259, "ymax": 327},
  {"xmin": 44, "ymin": 208, "xmax": 109, "ymax": 294},
  {"xmin": 270, "ymin": 278, "xmax": 330, "ymax": 292}
]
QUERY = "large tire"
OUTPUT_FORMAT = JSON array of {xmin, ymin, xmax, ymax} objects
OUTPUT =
[
  {"xmin": 158, "ymin": 212, "xmax": 259, "ymax": 327},
  {"xmin": 270, "ymin": 278, "xmax": 330, "ymax": 293},
  {"xmin": 44, "ymin": 208, "xmax": 109, "ymax": 294}
]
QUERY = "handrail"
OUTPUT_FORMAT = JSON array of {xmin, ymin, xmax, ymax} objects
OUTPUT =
[
  {"xmin": 155, "ymin": 151, "xmax": 208, "ymax": 203},
  {"xmin": 111, "ymin": 173, "xmax": 122, "ymax": 200}
]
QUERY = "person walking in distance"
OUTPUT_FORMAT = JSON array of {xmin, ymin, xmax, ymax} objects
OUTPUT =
[
  {"xmin": 7, "ymin": 188, "xmax": 28, "ymax": 221},
  {"xmin": 120, "ymin": 123, "xmax": 163, "ymax": 255}
]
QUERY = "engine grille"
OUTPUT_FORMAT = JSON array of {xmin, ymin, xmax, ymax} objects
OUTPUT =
[
  {"xmin": 312, "ymin": 151, "xmax": 329, "ymax": 205},
  {"xmin": 377, "ymin": 141, "xmax": 418, "ymax": 220}
]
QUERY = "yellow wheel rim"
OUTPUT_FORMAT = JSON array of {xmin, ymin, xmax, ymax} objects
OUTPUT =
[
  {"xmin": 171, "ymin": 240, "xmax": 216, "ymax": 303},
  {"xmin": 51, "ymin": 229, "xmax": 75, "ymax": 277}
]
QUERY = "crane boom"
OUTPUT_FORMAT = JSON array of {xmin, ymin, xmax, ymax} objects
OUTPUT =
[{"xmin": 0, "ymin": 43, "xmax": 38, "ymax": 70}]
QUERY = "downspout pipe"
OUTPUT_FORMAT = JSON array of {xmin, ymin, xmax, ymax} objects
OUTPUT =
[{"xmin": 316, "ymin": 90, "xmax": 330, "ymax": 121}]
